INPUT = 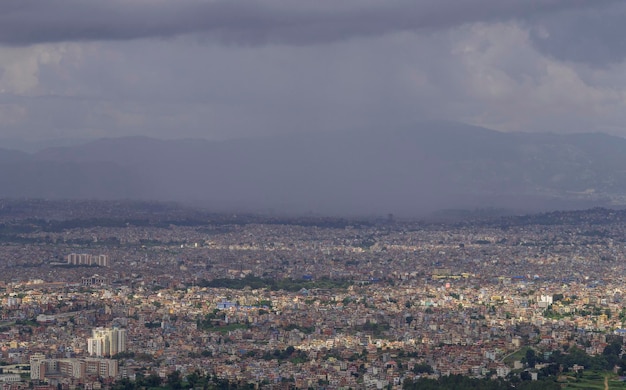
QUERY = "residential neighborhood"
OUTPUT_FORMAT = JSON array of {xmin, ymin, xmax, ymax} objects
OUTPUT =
[{"xmin": 0, "ymin": 200, "xmax": 625, "ymax": 388}]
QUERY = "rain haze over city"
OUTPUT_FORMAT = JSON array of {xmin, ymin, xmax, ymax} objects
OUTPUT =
[{"xmin": 2, "ymin": 1, "xmax": 626, "ymax": 389}]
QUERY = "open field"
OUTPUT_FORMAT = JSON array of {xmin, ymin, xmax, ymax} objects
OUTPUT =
[
  {"xmin": 560, "ymin": 372, "xmax": 626, "ymax": 389},
  {"xmin": 503, "ymin": 347, "xmax": 531, "ymax": 366}
]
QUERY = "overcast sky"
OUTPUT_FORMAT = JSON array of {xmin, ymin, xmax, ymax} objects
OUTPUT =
[{"xmin": 1, "ymin": 0, "xmax": 626, "ymax": 145}]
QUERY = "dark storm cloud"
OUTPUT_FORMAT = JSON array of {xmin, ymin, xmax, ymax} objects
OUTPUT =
[
  {"xmin": 530, "ymin": 2, "xmax": 626, "ymax": 66},
  {"xmin": 0, "ymin": 0, "xmax": 612, "ymax": 47}
]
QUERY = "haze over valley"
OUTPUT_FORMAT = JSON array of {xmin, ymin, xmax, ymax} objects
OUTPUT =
[{"xmin": 1, "ymin": 122, "xmax": 625, "ymax": 216}]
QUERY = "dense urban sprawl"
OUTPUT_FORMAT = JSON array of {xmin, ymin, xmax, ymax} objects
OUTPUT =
[{"xmin": 0, "ymin": 200, "xmax": 626, "ymax": 388}]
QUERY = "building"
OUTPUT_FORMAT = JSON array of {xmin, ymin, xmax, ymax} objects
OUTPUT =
[
  {"xmin": 67, "ymin": 253, "xmax": 90, "ymax": 265},
  {"xmin": 84, "ymin": 358, "xmax": 118, "ymax": 378},
  {"xmin": 67, "ymin": 253, "xmax": 110, "ymax": 267},
  {"xmin": 30, "ymin": 355, "xmax": 117, "ymax": 381},
  {"xmin": 0, "ymin": 374, "xmax": 21, "ymax": 383},
  {"xmin": 82, "ymin": 275, "xmax": 108, "ymax": 287},
  {"xmin": 87, "ymin": 327, "xmax": 127, "ymax": 357},
  {"xmin": 93, "ymin": 254, "xmax": 109, "ymax": 267},
  {"xmin": 30, "ymin": 353, "xmax": 46, "ymax": 380},
  {"xmin": 538, "ymin": 295, "xmax": 553, "ymax": 309}
]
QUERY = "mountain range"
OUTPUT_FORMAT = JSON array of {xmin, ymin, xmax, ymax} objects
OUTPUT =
[{"xmin": 2, "ymin": 122, "xmax": 626, "ymax": 216}]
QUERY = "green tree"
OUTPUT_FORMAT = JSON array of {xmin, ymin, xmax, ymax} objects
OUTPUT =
[
  {"xmin": 186, "ymin": 370, "xmax": 201, "ymax": 389},
  {"xmin": 523, "ymin": 349, "xmax": 537, "ymax": 367},
  {"xmin": 145, "ymin": 373, "xmax": 162, "ymax": 388},
  {"xmin": 167, "ymin": 370, "xmax": 183, "ymax": 390}
]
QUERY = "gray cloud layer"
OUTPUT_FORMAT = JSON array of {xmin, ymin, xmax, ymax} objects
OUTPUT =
[
  {"xmin": 0, "ymin": 0, "xmax": 613, "ymax": 47},
  {"xmin": 531, "ymin": 2, "xmax": 626, "ymax": 65},
  {"xmin": 2, "ymin": 0, "xmax": 626, "ymax": 146}
]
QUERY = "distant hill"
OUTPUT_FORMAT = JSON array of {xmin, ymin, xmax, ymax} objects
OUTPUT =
[{"xmin": 2, "ymin": 122, "xmax": 626, "ymax": 216}]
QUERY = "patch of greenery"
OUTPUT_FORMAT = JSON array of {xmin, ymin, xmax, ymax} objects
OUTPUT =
[{"xmin": 403, "ymin": 374, "xmax": 560, "ymax": 390}]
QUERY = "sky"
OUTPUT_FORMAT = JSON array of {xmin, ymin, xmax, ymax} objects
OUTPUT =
[{"xmin": 1, "ymin": 0, "xmax": 626, "ymax": 146}]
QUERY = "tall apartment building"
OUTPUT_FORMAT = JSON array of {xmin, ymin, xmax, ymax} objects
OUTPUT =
[
  {"xmin": 87, "ymin": 327, "xmax": 127, "ymax": 357},
  {"xmin": 67, "ymin": 253, "xmax": 110, "ymax": 267},
  {"xmin": 92, "ymin": 254, "xmax": 109, "ymax": 267},
  {"xmin": 30, "ymin": 353, "xmax": 46, "ymax": 380}
]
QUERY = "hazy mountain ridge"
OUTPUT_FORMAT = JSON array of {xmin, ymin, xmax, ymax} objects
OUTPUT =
[{"xmin": 3, "ymin": 123, "xmax": 626, "ymax": 215}]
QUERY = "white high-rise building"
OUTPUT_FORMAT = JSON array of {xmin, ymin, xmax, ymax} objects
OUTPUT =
[
  {"xmin": 93, "ymin": 254, "xmax": 109, "ymax": 267},
  {"xmin": 87, "ymin": 327, "xmax": 127, "ymax": 357},
  {"xmin": 30, "ymin": 353, "xmax": 46, "ymax": 380},
  {"xmin": 67, "ymin": 253, "xmax": 110, "ymax": 267}
]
